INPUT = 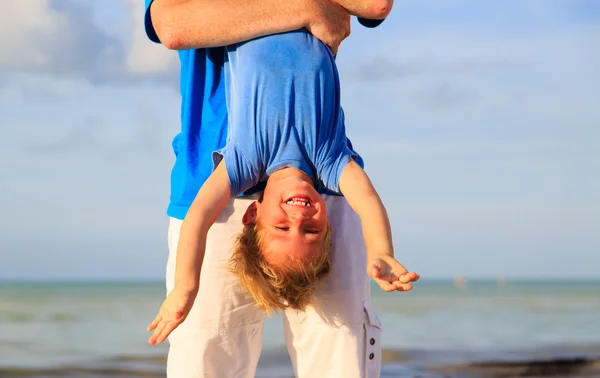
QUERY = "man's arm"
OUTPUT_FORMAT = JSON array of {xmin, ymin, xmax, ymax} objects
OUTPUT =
[
  {"xmin": 149, "ymin": 0, "xmax": 348, "ymax": 50},
  {"xmin": 174, "ymin": 161, "xmax": 231, "ymax": 292},
  {"xmin": 338, "ymin": 160, "xmax": 394, "ymax": 262},
  {"xmin": 334, "ymin": 0, "xmax": 393, "ymax": 20}
]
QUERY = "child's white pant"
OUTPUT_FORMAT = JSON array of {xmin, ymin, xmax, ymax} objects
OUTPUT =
[{"xmin": 165, "ymin": 195, "xmax": 382, "ymax": 378}]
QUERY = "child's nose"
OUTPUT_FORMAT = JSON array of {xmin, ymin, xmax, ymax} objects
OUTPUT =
[{"xmin": 291, "ymin": 212, "xmax": 311, "ymax": 221}]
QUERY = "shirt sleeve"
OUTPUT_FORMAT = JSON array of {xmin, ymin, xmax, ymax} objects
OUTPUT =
[
  {"xmin": 144, "ymin": 0, "xmax": 161, "ymax": 43},
  {"xmin": 357, "ymin": 17, "xmax": 385, "ymax": 28},
  {"xmin": 316, "ymin": 142, "xmax": 361, "ymax": 194},
  {"xmin": 212, "ymin": 142, "xmax": 261, "ymax": 197}
]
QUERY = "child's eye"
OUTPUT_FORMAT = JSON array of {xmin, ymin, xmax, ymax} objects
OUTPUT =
[
  {"xmin": 305, "ymin": 229, "xmax": 319, "ymax": 234},
  {"xmin": 276, "ymin": 226, "xmax": 289, "ymax": 231}
]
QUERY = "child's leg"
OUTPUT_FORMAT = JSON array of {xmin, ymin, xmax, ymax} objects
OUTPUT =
[
  {"xmin": 283, "ymin": 195, "xmax": 383, "ymax": 378},
  {"xmin": 165, "ymin": 197, "xmax": 265, "ymax": 378}
]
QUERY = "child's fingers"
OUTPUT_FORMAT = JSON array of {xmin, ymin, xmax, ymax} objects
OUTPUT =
[
  {"xmin": 148, "ymin": 320, "xmax": 168, "ymax": 345},
  {"xmin": 156, "ymin": 319, "xmax": 181, "ymax": 345},
  {"xmin": 393, "ymin": 282, "xmax": 413, "ymax": 291},
  {"xmin": 375, "ymin": 278, "xmax": 396, "ymax": 292},
  {"xmin": 146, "ymin": 315, "xmax": 161, "ymax": 332},
  {"xmin": 399, "ymin": 272, "xmax": 420, "ymax": 283}
]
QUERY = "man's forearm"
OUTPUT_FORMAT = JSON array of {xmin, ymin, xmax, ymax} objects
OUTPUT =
[
  {"xmin": 334, "ymin": 0, "xmax": 393, "ymax": 20},
  {"xmin": 151, "ymin": 0, "xmax": 309, "ymax": 49}
]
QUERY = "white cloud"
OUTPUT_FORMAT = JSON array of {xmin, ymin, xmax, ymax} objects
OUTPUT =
[
  {"xmin": 0, "ymin": 0, "xmax": 177, "ymax": 84},
  {"xmin": 124, "ymin": 0, "xmax": 178, "ymax": 76},
  {"xmin": 0, "ymin": 0, "xmax": 66, "ymax": 69}
]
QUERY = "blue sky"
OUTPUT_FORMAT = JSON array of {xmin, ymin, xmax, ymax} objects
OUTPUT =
[{"xmin": 1, "ymin": 0, "xmax": 598, "ymax": 280}]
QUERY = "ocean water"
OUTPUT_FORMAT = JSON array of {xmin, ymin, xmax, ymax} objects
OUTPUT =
[{"xmin": 1, "ymin": 280, "xmax": 600, "ymax": 377}]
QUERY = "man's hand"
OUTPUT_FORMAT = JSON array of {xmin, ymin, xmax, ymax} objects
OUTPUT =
[
  {"xmin": 368, "ymin": 255, "xmax": 420, "ymax": 292},
  {"xmin": 305, "ymin": 0, "xmax": 351, "ymax": 55},
  {"xmin": 147, "ymin": 286, "xmax": 197, "ymax": 345}
]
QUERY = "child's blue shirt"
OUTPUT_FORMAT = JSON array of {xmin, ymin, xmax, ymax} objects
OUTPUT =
[{"xmin": 213, "ymin": 30, "xmax": 363, "ymax": 197}]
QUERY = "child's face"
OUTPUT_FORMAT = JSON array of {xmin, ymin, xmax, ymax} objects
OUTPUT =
[{"xmin": 242, "ymin": 171, "xmax": 328, "ymax": 265}]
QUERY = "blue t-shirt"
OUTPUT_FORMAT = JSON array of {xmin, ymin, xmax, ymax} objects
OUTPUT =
[
  {"xmin": 144, "ymin": 2, "xmax": 369, "ymax": 219},
  {"xmin": 213, "ymin": 31, "xmax": 362, "ymax": 196}
]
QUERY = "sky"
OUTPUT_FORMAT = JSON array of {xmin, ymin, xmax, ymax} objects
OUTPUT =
[{"xmin": 1, "ymin": 0, "xmax": 599, "ymax": 281}]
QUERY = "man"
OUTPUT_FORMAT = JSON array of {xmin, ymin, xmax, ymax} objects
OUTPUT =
[{"xmin": 143, "ymin": 0, "xmax": 406, "ymax": 377}]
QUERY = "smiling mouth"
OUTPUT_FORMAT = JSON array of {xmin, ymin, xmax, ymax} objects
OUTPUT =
[{"xmin": 285, "ymin": 196, "xmax": 313, "ymax": 207}]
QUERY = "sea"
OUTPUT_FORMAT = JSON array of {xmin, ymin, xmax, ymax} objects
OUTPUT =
[{"xmin": 1, "ymin": 279, "xmax": 599, "ymax": 377}]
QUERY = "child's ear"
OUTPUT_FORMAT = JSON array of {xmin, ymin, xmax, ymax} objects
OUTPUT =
[{"xmin": 242, "ymin": 201, "xmax": 258, "ymax": 226}]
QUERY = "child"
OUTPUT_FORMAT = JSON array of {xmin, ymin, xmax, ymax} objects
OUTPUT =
[{"xmin": 147, "ymin": 29, "xmax": 419, "ymax": 342}]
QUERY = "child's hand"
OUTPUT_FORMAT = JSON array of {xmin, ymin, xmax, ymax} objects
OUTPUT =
[
  {"xmin": 146, "ymin": 287, "xmax": 197, "ymax": 345},
  {"xmin": 367, "ymin": 255, "xmax": 420, "ymax": 292}
]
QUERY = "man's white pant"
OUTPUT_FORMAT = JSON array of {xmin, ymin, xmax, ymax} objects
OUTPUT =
[{"xmin": 165, "ymin": 195, "xmax": 382, "ymax": 378}]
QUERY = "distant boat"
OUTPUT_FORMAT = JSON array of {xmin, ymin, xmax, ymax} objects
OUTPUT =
[
  {"xmin": 454, "ymin": 274, "xmax": 466, "ymax": 288},
  {"xmin": 497, "ymin": 276, "xmax": 507, "ymax": 286}
]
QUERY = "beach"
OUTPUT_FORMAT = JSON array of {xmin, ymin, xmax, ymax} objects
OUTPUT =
[{"xmin": 2, "ymin": 280, "xmax": 599, "ymax": 377}]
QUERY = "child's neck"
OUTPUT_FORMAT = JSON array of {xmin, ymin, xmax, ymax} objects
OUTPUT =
[{"xmin": 269, "ymin": 167, "xmax": 314, "ymax": 186}]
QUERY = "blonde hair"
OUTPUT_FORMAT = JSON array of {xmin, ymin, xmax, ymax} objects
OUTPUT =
[{"xmin": 229, "ymin": 222, "xmax": 332, "ymax": 314}]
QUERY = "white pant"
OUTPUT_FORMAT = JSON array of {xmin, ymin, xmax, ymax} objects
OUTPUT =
[{"xmin": 165, "ymin": 195, "xmax": 382, "ymax": 378}]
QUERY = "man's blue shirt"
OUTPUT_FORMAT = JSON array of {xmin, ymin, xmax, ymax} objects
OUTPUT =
[{"xmin": 145, "ymin": 0, "xmax": 228, "ymax": 220}]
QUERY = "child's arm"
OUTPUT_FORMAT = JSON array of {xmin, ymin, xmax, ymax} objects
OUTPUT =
[
  {"xmin": 147, "ymin": 161, "xmax": 231, "ymax": 346},
  {"xmin": 339, "ymin": 160, "xmax": 420, "ymax": 291},
  {"xmin": 175, "ymin": 161, "xmax": 231, "ymax": 292},
  {"xmin": 339, "ymin": 160, "xmax": 393, "ymax": 262}
]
